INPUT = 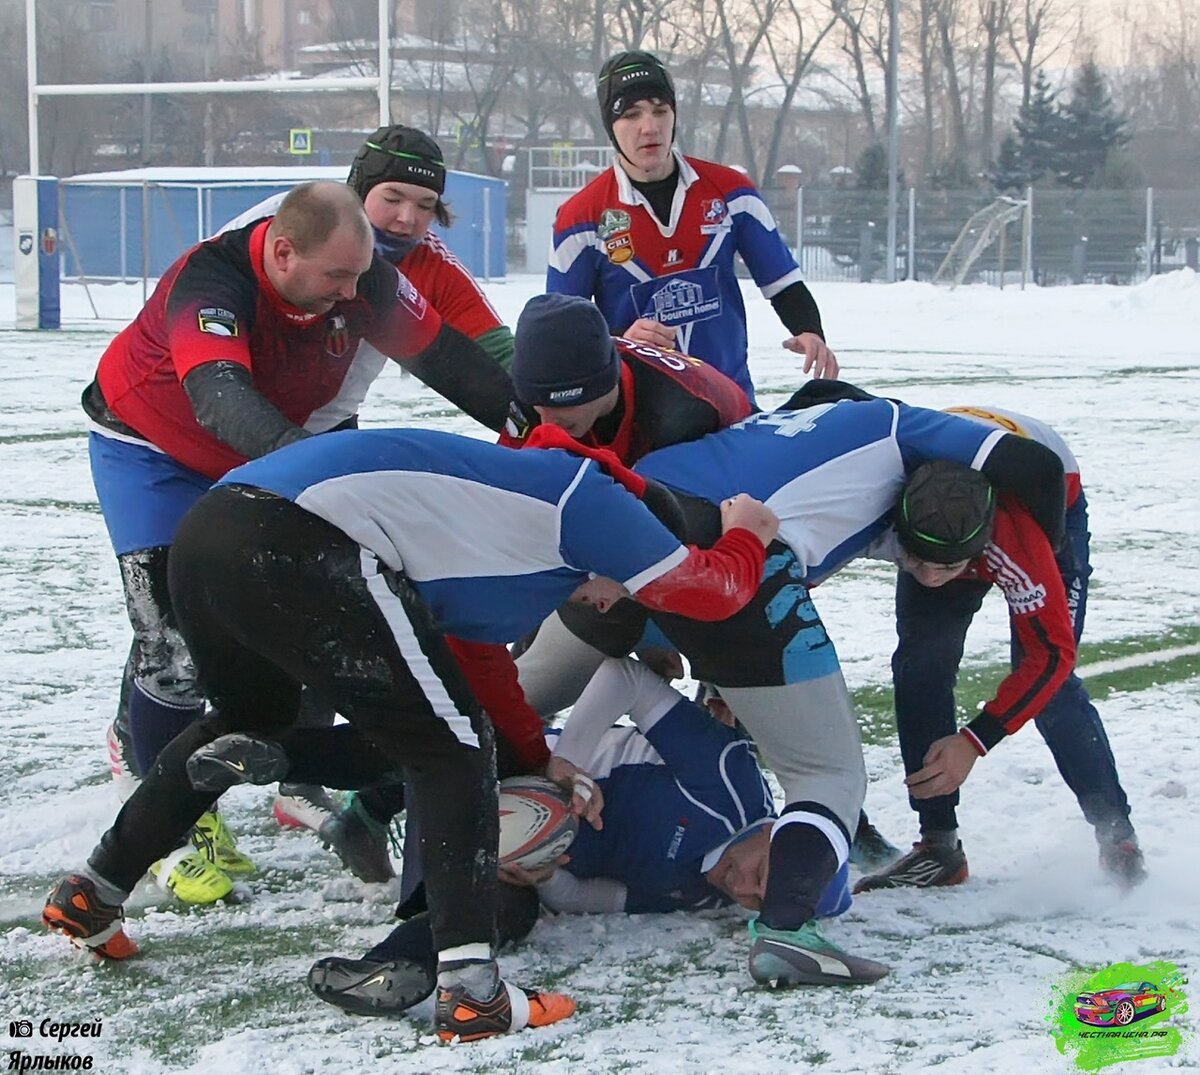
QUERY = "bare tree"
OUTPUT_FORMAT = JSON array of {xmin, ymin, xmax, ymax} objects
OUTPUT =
[
  {"xmin": 977, "ymin": 0, "xmax": 1011, "ymax": 165},
  {"xmin": 829, "ymin": 0, "xmax": 890, "ymax": 141},
  {"xmin": 759, "ymin": 0, "xmax": 839, "ymax": 180}
]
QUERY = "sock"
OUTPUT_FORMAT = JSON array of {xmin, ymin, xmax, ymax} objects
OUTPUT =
[
  {"xmin": 80, "ymin": 865, "xmax": 131, "ymax": 907},
  {"xmin": 128, "ymin": 681, "xmax": 204, "ymax": 776},
  {"xmin": 437, "ymin": 943, "xmax": 498, "ymax": 996},
  {"xmin": 920, "ymin": 828, "xmax": 959, "ymax": 850},
  {"xmin": 759, "ymin": 804, "xmax": 850, "ymax": 931}
]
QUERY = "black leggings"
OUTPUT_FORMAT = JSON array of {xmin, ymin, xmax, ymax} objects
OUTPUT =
[{"xmin": 89, "ymin": 484, "xmax": 499, "ymax": 953}]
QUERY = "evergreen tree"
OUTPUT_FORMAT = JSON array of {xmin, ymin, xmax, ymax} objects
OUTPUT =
[
  {"xmin": 1058, "ymin": 60, "xmax": 1130, "ymax": 189},
  {"xmin": 854, "ymin": 142, "xmax": 889, "ymax": 190},
  {"xmin": 926, "ymin": 153, "xmax": 976, "ymax": 190},
  {"xmin": 1014, "ymin": 69, "xmax": 1064, "ymax": 185},
  {"xmin": 990, "ymin": 132, "xmax": 1027, "ymax": 193}
]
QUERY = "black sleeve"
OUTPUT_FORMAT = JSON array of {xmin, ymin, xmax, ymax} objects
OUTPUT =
[
  {"xmin": 769, "ymin": 280, "xmax": 825, "ymax": 339},
  {"xmin": 182, "ymin": 361, "xmax": 311, "ymax": 460},
  {"xmin": 403, "ymin": 323, "xmax": 515, "ymax": 433},
  {"xmin": 980, "ymin": 434, "xmax": 1067, "ymax": 549}
]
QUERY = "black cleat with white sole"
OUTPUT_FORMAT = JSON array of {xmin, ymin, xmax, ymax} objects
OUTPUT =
[
  {"xmin": 186, "ymin": 733, "xmax": 290, "ymax": 794},
  {"xmin": 307, "ymin": 956, "xmax": 436, "ymax": 1017}
]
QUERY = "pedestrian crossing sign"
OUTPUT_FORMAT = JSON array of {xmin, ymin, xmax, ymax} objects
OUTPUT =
[{"xmin": 289, "ymin": 128, "xmax": 314, "ymax": 155}]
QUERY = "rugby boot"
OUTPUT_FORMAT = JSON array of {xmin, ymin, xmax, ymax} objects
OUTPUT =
[
  {"xmin": 849, "ymin": 813, "xmax": 903, "ymax": 871},
  {"xmin": 43, "ymin": 875, "xmax": 139, "ymax": 960},
  {"xmin": 318, "ymin": 793, "xmax": 396, "ymax": 883},
  {"xmin": 191, "ymin": 810, "xmax": 257, "ymax": 877},
  {"xmin": 434, "ymin": 976, "xmax": 576, "ymax": 1043},
  {"xmin": 853, "ymin": 840, "xmax": 969, "ymax": 893},
  {"xmin": 186, "ymin": 733, "xmax": 289, "ymax": 794},
  {"xmin": 748, "ymin": 918, "xmax": 889, "ymax": 987},
  {"xmin": 149, "ymin": 845, "xmax": 234, "ymax": 903},
  {"xmin": 1099, "ymin": 836, "xmax": 1147, "ymax": 890},
  {"xmin": 307, "ymin": 956, "xmax": 435, "ymax": 1017}
]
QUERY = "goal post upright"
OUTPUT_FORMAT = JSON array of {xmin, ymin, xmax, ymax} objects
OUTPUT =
[{"xmin": 18, "ymin": 0, "xmax": 394, "ymax": 328}]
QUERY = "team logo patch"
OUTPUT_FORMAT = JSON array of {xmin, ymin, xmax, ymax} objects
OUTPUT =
[
  {"xmin": 18, "ymin": 232, "xmax": 33, "ymax": 256},
  {"xmin": 702, "ymin": 198, "xmax": 727, "ymax": 224},
  {"xmin": 663, "ymin": 248, "xmax": 683, "ymax": 267},
  {"xmin": 197, "ymin": 307, "xmax": 239, "ymax": 337},
  {"xmin": 605, "ymin": 233, "xmax": 635, "ymax": 264},
  {"xmin": 395, "ymin": 269, "xmax": 428, "ymax": 317},
  {"xmin": 597, "ymin": 209, "xmax": 632, "ymax": 241},
  {"xmin": 631, "ymin": 269, "xmax": 722, "ymax": 328},
  {"xmin": 324, "ymin": 314, "xmax": 349, "ymax": 358}
]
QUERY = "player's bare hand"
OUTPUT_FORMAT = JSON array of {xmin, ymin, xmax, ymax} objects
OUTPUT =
[
  {"xmin": 720, "ymin": 493, "xmax": 779, "ymax": 546},
  {"xmin": 783, "ymin": 332, "xmax": 839, "ymax": 379},
  {"xmin": 546, "ymin": 755, "xmax": 604, "ymax": 830},
  {"xmin": 906, "ymin": 732, "xmax": 980, "ymax": 798},
  {"xmin": 624, "ymin": 318, "xmax": 677, "ymax": 349}
]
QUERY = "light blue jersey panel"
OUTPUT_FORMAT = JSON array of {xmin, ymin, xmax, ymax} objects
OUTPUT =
[{"xmin": 222, "ymin": 429, "xmax": 686, "ymax": 641}]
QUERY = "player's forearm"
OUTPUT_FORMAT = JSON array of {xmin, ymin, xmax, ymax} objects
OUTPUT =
[
  {"xmin": 403, "ymin": 323, "xmax": 515, "ymax": 433},
  {"xmin": 182, "ymin": 361, "xmax": 310, "ymax": 459},
  {"xmin": 636, "ymin": 528, "xmax": 766, "ymax": 620},
  {"xmin": 770, "ymin": 281, "xmax": 825, "ymax": 339}
]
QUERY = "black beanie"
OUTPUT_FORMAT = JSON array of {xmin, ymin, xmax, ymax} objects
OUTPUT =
[
  {"xmin": 895, "ymin": 460, "xmax": 996, "ymax": 564},
  {"xmin": 347, "ymin": 125, "xmax": 447, "ymax": 198},
  {"xmin": 596, "ymin": 51, "xmax": 676, "ymax": 143},
  {"xmin": 513, "ymin": 294, "xmax": 620, "ymax": 407}
]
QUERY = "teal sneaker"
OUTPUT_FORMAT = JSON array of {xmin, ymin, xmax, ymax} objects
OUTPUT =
[{"xmin": 748, "ymin": 918, "xmax": 889, "ymax": 986}]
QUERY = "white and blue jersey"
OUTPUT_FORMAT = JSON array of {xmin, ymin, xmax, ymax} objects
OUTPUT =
[
  {"xmin": 565, "ymin": 700, "xmax": 772, "ymax": 913},
  {"xmin": 219, "ymin": 428, "xmax": 686, "ymax": 643},
  {"xmin": 551, "ymin": 659, "xmax": 851, "ymax": 915},
  {"xmin": 637, "ymin": 399, "xmax": 1006, "ymax": 583}
]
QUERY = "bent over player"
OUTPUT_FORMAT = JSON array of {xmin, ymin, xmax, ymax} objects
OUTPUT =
[{"xmin": 45, "ymin": 428, "xmax": 777, "ymax": 1043}]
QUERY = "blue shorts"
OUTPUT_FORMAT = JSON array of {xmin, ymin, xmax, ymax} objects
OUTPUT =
[{"xmin": 89, "ymin": 431, "xmax": 213, "ymax": 555}]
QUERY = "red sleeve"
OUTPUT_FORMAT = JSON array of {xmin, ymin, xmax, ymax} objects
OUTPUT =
[
  {"xmin": 635, "ymin": 528, "xmax": 765, "ymax": 620},
  {"xmin": 403, "ymin": 239, "xmax": 506, "ymax": 341},
  {"xmin": 164, "ymin": 256, "xmax": 256, "ymax": 383},
  {"xmin": 444, "ymin": 636, "xmax": 551, "ymax": 771},
  {"xmin": 964, "ymin": 500, "xmax": 1077, "ymax": 750},
  {"xmin": 363, "ymin": 262, "xmax": 444, "ymax": 360}
]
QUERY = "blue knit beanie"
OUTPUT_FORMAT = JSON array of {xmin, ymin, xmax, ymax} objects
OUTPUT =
[{"xmin": 513, "ymin": 295, "xmax": 620, "ymax": 407}]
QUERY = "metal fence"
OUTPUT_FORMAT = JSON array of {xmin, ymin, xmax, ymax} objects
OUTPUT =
[
  {"xmin": 763, "ymin": 187, "xmax": 1200, "ymax": 286},
  {"xmin": 517, "ymin": 147, "xmax": 1199, "ymax": 285}
]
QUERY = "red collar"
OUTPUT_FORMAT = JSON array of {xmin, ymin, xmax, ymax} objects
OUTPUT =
[{"xmin": 250, "ymin": 220, "xmax": 324, "ymax": 326}]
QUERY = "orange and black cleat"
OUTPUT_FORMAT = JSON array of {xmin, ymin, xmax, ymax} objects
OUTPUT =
[
  {"xmin": 435, "ymin": 979, "xmax": 575, "ymax": 1043},
  {"xmin": 43, "ymin": 874, "xmax": 139, "ymax": 961}
]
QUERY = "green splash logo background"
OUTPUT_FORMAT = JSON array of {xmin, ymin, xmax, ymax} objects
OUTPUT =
[{"xmin": 1048, "ymin": 961, "xmax": 1189, "ymax": 1071}]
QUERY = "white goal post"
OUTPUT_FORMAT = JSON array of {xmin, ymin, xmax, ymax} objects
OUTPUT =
[{"xmin": 23, "ymin": 0, "xmax": 395, "ymax": 177}]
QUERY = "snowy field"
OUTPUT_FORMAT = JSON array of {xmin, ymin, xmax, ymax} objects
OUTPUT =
[{"xmin": 0, "ymin": 272, "xmax": 1197, "ymax": 1074}]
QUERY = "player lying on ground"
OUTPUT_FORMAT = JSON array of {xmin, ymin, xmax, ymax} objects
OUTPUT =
[
  {"xmin": 211, "ymin": 658, "xmax": 849, "ymax": 1016},
  {"xmin": 44, "ymin": 428, "xmax": 777, "ymax": 1043}
]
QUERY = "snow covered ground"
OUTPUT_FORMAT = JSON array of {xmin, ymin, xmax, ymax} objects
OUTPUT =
[{"xmin": 0, "ymin": 272, "xmax": 1197, "ymax": 1074}]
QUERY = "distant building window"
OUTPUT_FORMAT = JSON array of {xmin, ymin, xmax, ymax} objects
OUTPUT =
[
  {"xmin": 298, "ymin": 9, "xmax": 312, "ymax": 25},
  {"xmin": 89, "ymin": 1, "xmax": 116, "ymax": 32}
]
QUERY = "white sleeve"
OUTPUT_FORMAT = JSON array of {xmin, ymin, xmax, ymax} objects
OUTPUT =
[
  {"xmin": 551, "ymin": 658, "xmax": 681, "ymax": 769},
  {"xmin": 536, "ymin": 870, "xmax": 628, "ymax": 913}
]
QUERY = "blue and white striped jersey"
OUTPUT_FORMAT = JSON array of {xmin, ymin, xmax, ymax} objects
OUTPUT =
[
  {"xmin": 220, "ymin": 428, "xmax": 686, "ymax": 643},
  {"xmin": 636, "ymin": 399, "xmax": 1006, "ymax": 582}
]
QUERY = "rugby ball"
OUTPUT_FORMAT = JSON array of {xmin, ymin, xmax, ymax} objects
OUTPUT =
[{"xmin": 498, "ymin": 776, "xmax": 579, "ymax": 870}]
